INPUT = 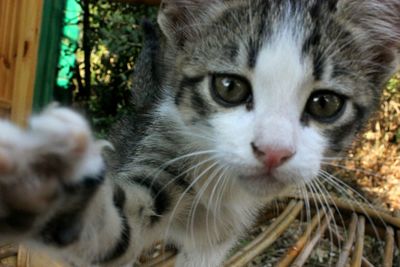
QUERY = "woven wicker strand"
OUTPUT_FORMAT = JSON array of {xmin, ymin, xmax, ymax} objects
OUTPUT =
[
  {"xmin": 383, "ymin": 226, "xmax": 395, "ymax": 267},
  {"xmin": 291, "ymin": 213, "xmax": 332, "ymax": 267},
  {"xmin": 1, "ymin": 195, "xmax": 399, "ymax": 267},
  {"xmin": 285, "ymin": 193, "xmax": 400, "ymax": 229},
  {"xmin": 336, "ymin": 213, "xmax": 358, "ymax": 267},
  {"xmin": 275, "ymin": 212, "xmax": 325, "ymax": 267},
  {"xmin": 351, "ymin": 216, "xmax": 365, "ymax": 267},
  {"xmin": 225, "ymin": 201, "xmax": 304, "ymax": 267}
]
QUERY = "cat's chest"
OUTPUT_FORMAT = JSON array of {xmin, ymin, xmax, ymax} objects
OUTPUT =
[{"xmin": 225, "ymin": 188, "xmax": 264, "ymax": 224}]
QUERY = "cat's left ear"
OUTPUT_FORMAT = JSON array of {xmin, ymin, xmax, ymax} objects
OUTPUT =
[{"xmin": 157, "ymin": 0, "xmax": 221, "ymax": 45}]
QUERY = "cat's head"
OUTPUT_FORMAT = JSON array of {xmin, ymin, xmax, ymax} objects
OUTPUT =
[{"xmin": 156, "ymin": 0, "xmax": 400, "ymax": 197}]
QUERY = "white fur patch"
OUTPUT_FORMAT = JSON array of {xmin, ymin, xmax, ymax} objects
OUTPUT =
[{"xmin": 209, "ymin": 28, "xmax": 325, "ymax": 196}]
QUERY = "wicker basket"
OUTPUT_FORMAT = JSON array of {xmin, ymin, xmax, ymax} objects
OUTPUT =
[
  {"xmin": 0, "ymin": 245, "xmax": 64, "ymax": 267},
  {"xmin": 2, "ymin": 194, "xmax": 399, "ymax": 267}
]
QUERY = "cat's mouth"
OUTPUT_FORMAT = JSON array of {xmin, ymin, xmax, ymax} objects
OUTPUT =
[
  {"xmin": 242, "ymin": 172, "xmax": 283, "ymax": 184},
  {"xmin": 237, "ymin": 171, "xmax": 290, "ymax": 197},
  {"xmin": 239, "ymin": 166, "xmax": 282, "ymax": 181}
]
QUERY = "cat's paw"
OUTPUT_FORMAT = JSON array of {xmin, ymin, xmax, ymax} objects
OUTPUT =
[{"xmin": 0, "ymin": 106, "xmax": 108, "ymax": 239}]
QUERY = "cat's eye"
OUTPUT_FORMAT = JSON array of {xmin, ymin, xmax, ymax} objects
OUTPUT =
[
  {"xmin": 211, "ymin": 74, "xmax": 252, "ymax": 107},
  {"xmin": 305, "ymin": 90, "xmax": 346, "ymax": 122}
]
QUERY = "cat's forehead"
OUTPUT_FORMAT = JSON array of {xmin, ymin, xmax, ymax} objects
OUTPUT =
[
  {"xmin": 177, "ymin": 0, "xmax": 397, "ymax": 99},
  {"xmin": 181, "ymin": 1, "xmax": 337, "ymax": 69},
  {"xmin": 252, "ymin": 31, "xmax": 313, "ymax": 112}
]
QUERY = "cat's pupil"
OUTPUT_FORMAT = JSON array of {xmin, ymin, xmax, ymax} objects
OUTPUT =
[
  {"xmin": 306, "ymin": 91, "xmax": 345, "ymax": 122},
  {"xmin": 211, "ymin": 74, "xmax": 252, "ymax": 107}
]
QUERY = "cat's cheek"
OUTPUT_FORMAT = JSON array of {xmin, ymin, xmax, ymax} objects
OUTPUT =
[
  {"xmin": 210, "ymin": 111, "xmax": 256, "ymax": 163},
  {"xmin": 276, "ymin": 127, "xmax": 327, "ymax": 185}
]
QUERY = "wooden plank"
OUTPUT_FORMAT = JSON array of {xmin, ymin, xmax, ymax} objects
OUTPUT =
[
  {"xmin": 0, "ymin": 1, "xmax": 5, "ymax": 56},
  {"xmin": 0, "ymin": 0, "xmax": 13, "ymax": 100},
  {"xmin": 1, "ymin": 0, "xmax": 10, "ymax": 99},
  {"xmin": 0, "ymin": 0, "xmax": 5, "ymax": 95},
  {"xmin": 0, "ymin": 98, "xmax": 11, "ymax": 109},
  {"xmin": 11, "ymin": 0, "xmax": 44, "ymax": 125},
  {"xmin": 0, "ymin": 1, "xmax": 5, "ymax": 46},
  {"xmin": 0, "ymin": 0, "xmax": 10, "ymax": 47},
  {"xmin": 0, "ymin": 1, "xmax": 14, "ymax": 120},
  {"xmin": 5, "ymin": 0, "xmax": 19, "ymax": 102}
]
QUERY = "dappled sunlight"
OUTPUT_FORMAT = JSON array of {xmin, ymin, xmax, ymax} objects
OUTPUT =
[{"xmin": 333, "ymin": 73, "xmax": 400, "ymax": 210}]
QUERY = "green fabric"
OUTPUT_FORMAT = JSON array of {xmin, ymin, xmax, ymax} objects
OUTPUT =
[
  {"xmin": 33, "ymin": 0, "xmax": 67, "ymax": 111},
  {"xmin": 57, "ymin": 0, "xmax": 81, "ymax": 89}
]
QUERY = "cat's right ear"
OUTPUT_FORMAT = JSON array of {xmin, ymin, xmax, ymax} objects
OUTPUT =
[
  {"xmin": 157, "ymin": 0, "xmax": 219, "ymax": 45},
  {"xmin": 338, "ymin": 0, "xmax": 400, "ymax": 65}
]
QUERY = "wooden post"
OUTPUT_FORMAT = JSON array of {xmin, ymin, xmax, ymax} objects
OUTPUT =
[
  {"xmin": 0, "ymin": 0, "xmax": 44, "ymax": 125},
  {"xmin": 11, "ymin": 0, "xmax": 44, "ymax": 125},
  {"xmin": 0, "ymin": 0, "xmax": 17, "ymax": 119}
]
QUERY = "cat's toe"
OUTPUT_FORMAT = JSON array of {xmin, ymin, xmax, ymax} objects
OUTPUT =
[
  {"xmin": 28, "ymin": 106, "xmax": 106, "ymax": 183},
  {"xmin": 29, "ymin": 106, "xmax": 91, "ymax": 156}
]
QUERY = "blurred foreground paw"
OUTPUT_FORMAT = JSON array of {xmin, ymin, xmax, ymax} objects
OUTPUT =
[{"xmin": 0, "ymin": 106, "xmax": 109, "ymax": 240}]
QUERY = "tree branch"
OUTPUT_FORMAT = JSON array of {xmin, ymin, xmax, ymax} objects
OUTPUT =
[{"xmin": 81, "ymin": 0, "xmax": 91, "ymax": 100}]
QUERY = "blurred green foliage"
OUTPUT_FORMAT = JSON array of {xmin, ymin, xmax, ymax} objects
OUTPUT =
[
  {"xmin": 387, "ymin": 75, "xmax": 400, "ymax": 93},
  {"xmin": 74, "ymin": 1, "xmax": 157, "ymax": 135}
]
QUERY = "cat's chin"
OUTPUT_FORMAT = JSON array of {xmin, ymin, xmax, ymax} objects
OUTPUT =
[{"xmin": 237, "ymin": 173, "xmax": 292, "ymax": 198}]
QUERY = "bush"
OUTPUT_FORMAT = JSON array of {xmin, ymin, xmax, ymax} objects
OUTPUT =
[{"xmin": 73, "ymin": 1, "xmax": 157, "ymax": 135}]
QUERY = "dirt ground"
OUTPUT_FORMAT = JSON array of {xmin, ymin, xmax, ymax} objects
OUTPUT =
[{"xmin": 334, "ymin": 73, "xmax": 400, "ymax": 211}]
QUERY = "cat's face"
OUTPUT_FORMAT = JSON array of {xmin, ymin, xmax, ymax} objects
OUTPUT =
[{"xmin": 158, "ymin": 0, "xmax": 400, "ymax": 197}]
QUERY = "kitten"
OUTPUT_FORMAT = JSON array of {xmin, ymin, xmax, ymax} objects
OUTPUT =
[{"xmin": 0, "ymin": 0, "xmax": 399, "ymax": 266}]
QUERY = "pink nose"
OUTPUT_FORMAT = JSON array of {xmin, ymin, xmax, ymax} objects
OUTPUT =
[{"xmin": 251, "ymin": 143, "xmax": 295, "ymax": 172}]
